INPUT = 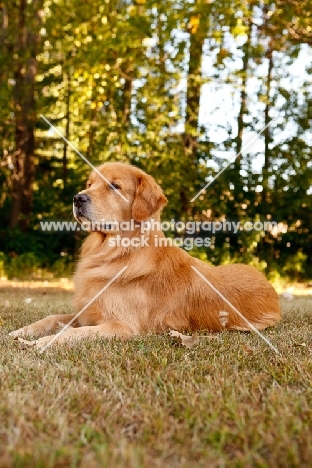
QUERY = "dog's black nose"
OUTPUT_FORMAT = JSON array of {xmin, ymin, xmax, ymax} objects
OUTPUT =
[{"xmin": 73, "ymin": 193, "xmax": 90, "ymax": 207}]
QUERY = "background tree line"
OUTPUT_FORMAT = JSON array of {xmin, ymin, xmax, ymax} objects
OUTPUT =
[{"xmin": 0, "ymin": 0, "xmax": 311, "ymax": 280}]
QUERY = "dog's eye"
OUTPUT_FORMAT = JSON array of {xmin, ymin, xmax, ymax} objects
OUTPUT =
[
  {"xmin": 110, "ymin": 182, "xmax": 121, "ymax": 190},
  {"xmin": 87, "ymin": 182, "xmax": 92, "ymax": 188}
]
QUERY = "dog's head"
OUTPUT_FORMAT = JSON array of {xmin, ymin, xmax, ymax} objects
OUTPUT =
[{"xmin": 73, "ymin": 162, "xmax": 167, "ymax": 231}]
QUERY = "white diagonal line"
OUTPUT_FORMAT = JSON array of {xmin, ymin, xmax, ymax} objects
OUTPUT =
[
  {"xmin": 40, "ymin": 114, "xmax": 129, "ymax": 203},
  {"xmin": 191, "ymin": 115, "xmax": 279, "ymax": 202},
  {"xmin": 39, "ymin": 265, "xmax": 128, "ymax": 353},
  {"xmin": 191, "ymin": 266, "xmax": 279, "ymax": 353}
]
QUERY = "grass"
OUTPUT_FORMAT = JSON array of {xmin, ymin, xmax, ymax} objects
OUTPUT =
[{"xmin": 0, "ymin": 284, "xmax": 311, "ymax": 468}]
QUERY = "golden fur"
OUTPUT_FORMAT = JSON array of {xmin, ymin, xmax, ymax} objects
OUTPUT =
[{"xmin": 10, "ymin": 162, "xmax": 281, "ymax": 348}]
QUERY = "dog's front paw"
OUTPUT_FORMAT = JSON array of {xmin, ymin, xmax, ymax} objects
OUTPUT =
[
  {"xmin": 9, "ymin": 327, "xmax": 30, "ymax": 339},
  {"xmin": 16, "ymin": 336, "xmax": 52, "ymax": 351},
  {"xmin": 16, "ymin": 337, "xmax": 37, "ymax": 349}
]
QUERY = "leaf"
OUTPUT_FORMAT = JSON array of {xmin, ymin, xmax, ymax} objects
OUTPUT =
[
  {"xmin": 219, "ymin": 310, "xmax": 229, "ymax": 328},
  {"xmin": 169, "ymin": 330, "xmax": 199, "ymax": 348},
  {"xmin": 189, "ymin": 15, "xmax": 200, "ymax": 34},
  {"xmin": 241, "ymin": 344, "xmax": 255, "ymax": 355}
]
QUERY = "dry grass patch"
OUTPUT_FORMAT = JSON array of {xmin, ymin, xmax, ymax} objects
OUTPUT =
[{"xmin": 0, "ymin": 286, "xmax": 311, "ymax": 468}]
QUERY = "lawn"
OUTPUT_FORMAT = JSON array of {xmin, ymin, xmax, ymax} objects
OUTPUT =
[{"xmin": 0, "ymin": 283, "xmax": 311, "ymax": 468}]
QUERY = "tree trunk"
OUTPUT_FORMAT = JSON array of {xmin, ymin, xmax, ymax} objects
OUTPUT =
[
  {"xmin": 235, "ymin": 21, "xmax": 252, "ymax": 172},
  {"xmin": 260, "ymin": 41, "xmax": 274, "ymax": 273},
  {"xmin": 10, "ymin": 122, "xmax": 35, "ymax": 230},
  {"xmin": 121, "ymin": 77, "xmax": 132, "ymax": 127},
  {"xmin": 183, "ymin": 10, "xmax": 207, "ymax": 161},
  {"xmin": 262, "ymin": 43, "xmax": 274, "ymax": 211},
  {"xmin": 63, "ymin": 72, "xmax": 71, "ymax": 187},
  {"xmin": 9, "ymin": 0, "xmax": 43, "ymax": 229},
  {"xmin": 181, "ymin": 4, "xmax": 209, "ymax": 213},
  {"xmin": 120, "ymin": 63, "xmax": 133, "ymax": 128}
]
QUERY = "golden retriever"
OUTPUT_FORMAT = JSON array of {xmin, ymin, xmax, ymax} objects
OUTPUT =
[{"xmin": 10, "ymin": 162, "xmax": 281, "ymax": 349}]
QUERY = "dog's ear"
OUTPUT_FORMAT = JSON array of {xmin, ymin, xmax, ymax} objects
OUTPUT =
[{"xmin": 132, "ymin": 173, "xmax": 168, "ymax": 222}]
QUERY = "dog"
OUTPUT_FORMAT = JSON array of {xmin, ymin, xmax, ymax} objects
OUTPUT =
[{"xmin": 10, "ymin": 162, "xmax": 281, "ymax": 349}]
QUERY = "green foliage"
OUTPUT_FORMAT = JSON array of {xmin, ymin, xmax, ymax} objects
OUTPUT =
[
  {"xmin": 5, "ymin": 253, "xmax": 40, "ymax": 280},
  {"xmin": 0, "ymin": 0, "xmax": 311, "ymax": 279}
]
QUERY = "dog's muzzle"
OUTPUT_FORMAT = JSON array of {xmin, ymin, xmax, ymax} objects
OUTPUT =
[{"xmin": 73, "ymin": 193, "xmax": 90, "ymax": 208}]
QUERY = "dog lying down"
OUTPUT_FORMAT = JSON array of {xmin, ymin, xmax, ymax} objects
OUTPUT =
[{"xmin": 10, "ymin": 162, "xmax": 281, "ymax": 349}]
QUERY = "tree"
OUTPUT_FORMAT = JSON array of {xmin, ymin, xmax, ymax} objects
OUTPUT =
[{"xmin": 1, "ymin": 0, "xmax": 44, "ymax": 229}]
